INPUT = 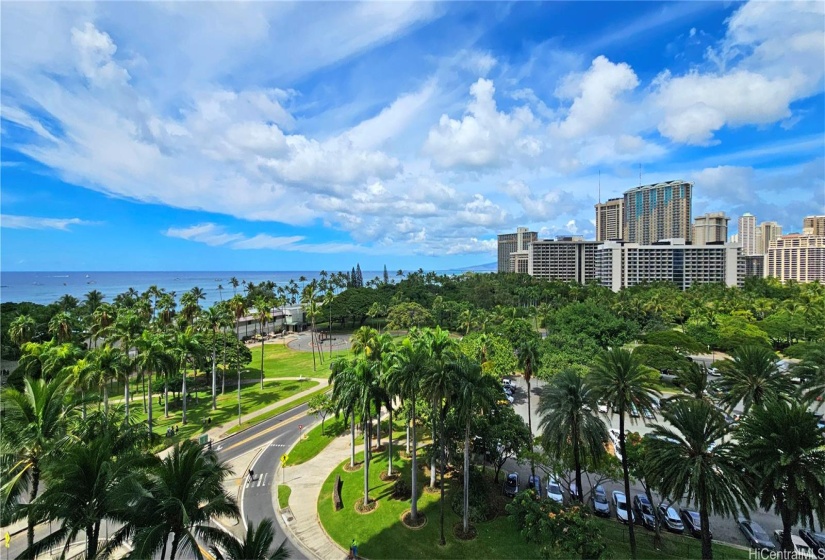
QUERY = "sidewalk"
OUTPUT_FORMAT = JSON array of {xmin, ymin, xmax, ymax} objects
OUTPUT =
[{"xmin": 276, "ymin": 433, "xmax": 352, "ymax": 560}]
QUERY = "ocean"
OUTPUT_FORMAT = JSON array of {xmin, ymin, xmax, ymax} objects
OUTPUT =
[
  {"xmin": 0, "ymin": 271, "xmax": 382, "ymax": 308},
  {"xmin": 0, "ymin": 270, "xmax": 469, "ymax": 307}
]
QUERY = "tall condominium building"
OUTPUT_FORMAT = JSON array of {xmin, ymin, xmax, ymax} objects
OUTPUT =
[
  {"xmin": 595, "ymin": 198, "xmax": 624, "ymax": 241},
  {"xmin": 738, "ymin": 213, "xmax": 757, "ymax": 255},
  {"xmin": 595, "ymin": 239, "xmax": 742, "ymax": 292},
  {"xmin": 623, "ymin": 180, "xmax": 692, "ymax": 245},
  {"xmin": 765, "ymin": 234, "xmax": 825, "ymax": 283},
  {"xmin": 692, "ymin": 212, "xmax": 729, "ymax": 245},
  {"xmin": 497, "ymin": 227, "xmax": 537, "ymax": 273},
  {"xmin": 729, "ymin": 233, "xmax": 739, "ymax": 244},
  {"xmin": 803, "ymin": 215, "xmax": 825, "ymax": 236},
  {"xmin": 742, "ymin": 255, "xmax": 765, "ymax": 279},
  {"xmin": 528, "ymin": 236, "xmax": 601, "ymax": 283},
  {"xmin": 759, "ymin": 221, "xmax": 782, "ymax": 254}
]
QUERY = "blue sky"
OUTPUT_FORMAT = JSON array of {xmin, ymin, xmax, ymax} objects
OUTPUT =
[{"xmin": 1, "ymin": 1, "xmax": 823, "ymax": 271}]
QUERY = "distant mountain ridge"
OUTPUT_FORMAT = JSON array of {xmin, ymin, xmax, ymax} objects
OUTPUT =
[{"xmin": 457, "ymin": 262, "xmax": 496, "ymax": 272}]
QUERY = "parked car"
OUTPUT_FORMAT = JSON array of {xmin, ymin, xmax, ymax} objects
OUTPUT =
[
  {"xmin": 679, "ymin": 508, "xmax": 711, "ymax": 539},
  {"xmin": 708, "ymin": 367, "xmax": 720, "ymax": 376},
  {"xmin": 612, "ymin": 491, "xmax": 635, "ymax": 524},
  {"xmin": 503, "ymin": 385, "xmax": 514, "ymax": 396},
  {"xmin": 528, "ymin": 475, "xmax": 542, "ymax": 495},
  {"xmin": 774, "ymin": 530, "xmax": 817, "ymax": 559},
  {"xmin": 657, "ymin": 503, "xmax": 685, "ymax": 533},
  {"xmin": 597, "ymin": 401, "xmax": 609, "ymax": 414},
  {"xmin": 504, "ymin": 472, "xmax": 520, "ymax": 497},
  {"xmin": 643, "ymin": 407, "xmax": 655, "ymax": 420},
  {"xmin": 629, "ymin": 403, "xmax": 640, "ymax": 417},
  {"xmin": 590, "ymin": 485, "xmax": 610, "ymax": 517},
  {"xmin": 633, "ymin": 495, "xmax": 656, "ymax": 530},
  {"xmin": 799, "ymin": 530, "xmax": 825, "ymax": 558},
  {"xmin": 737, "ymin": 517, "xmax": 776, "ymax": 551},
  {"xmin": 502, "ymin": 391, "xmax": 514, "ymax": 404},
  {"xmin": 502, "ymin": 378, "xmax": 512, "ymax": 389},
  {"xmin": 546, "ymin": 479, "xmax": 564, "ymax": 504}
]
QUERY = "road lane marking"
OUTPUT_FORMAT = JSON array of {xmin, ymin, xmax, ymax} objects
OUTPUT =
[{"xmin": 221, "ymin": 414, "xmax": 308, "ymax": 455}]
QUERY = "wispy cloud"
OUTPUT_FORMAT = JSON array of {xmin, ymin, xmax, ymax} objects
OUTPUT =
[{"xmin": 1, "ymin": 214, "xmax": 98, "ymax": 231}]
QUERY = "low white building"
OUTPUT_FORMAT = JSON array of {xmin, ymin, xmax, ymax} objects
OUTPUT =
[{"xmin": 234, "ymin": 305, "xmax": 305, "ymax": 338}]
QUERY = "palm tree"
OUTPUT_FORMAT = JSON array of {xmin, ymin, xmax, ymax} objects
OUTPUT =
[
  {"xmin": 669, "ymin": 361, "xmax": 711, "ymax": 402},
  {"xmin": 420, "ymin": 330, "xmax": 459, "ymax": 546},
  {"xmin": 9, "ymin": 314, "xmax": 37, "ymax": 347},
  {"xmin": 538, "ymin": 368, "xmax": 609, "ymax": 503},
  {"xmin": 48, "ymin": 311, "xmax": 76, "ymax": 344},
  {"xmin": 118, "ymin": 440, "xmax": 239, "ymax": 560},
  {"xmin": 590, "ymin": 348, "xmax": 660, "ymax": 560},
  {"xmin": 329, "ymin": 357, "xmax": 360, "ymax": 468},
  {"xmin": 0, "ymin": 375, "xmax": 74, "ymax": 553},
  {"xmin": 715, "ymin": 345, "xmax": 794, "ymax": 414},
  {"xmin": 301, "ymin": 281, "xmax": 321, "ymax": 370},
  {"xmin": 516, "ymin": 336, "xmax": 541, "ymax": 475},
  {"xmin": 115, "ymin": 309, "xmax": 144, "ymax": 418},
  {"xmin": 174, "ymin": 326, "xmax": 203, "ymax": 425},
  {"xmin": 202, "ymin": 305, "xmax": 230, "ymax": 409},
  {"xmin": 28, "ymin": 417, "xmax": 148, "ymax": 559},
  {"xmin": 736, "ymin": 400, "xmax": 825, "ymax": 553},
  {"xmin": 90, "ymin": 303, "xmax": 117, "ymax": 348},
  {"xmin": 66, "ymin": 357, "xmax": 94, "ymax": 420},
  {"xmin": 646, "ymin": 399, "xmax": 753, "ymax": 560},
  {"xmin": 83, "ymin": 289, "xmax": 105, "ymax": 315},
  {"xmin": 796, "ymin": 344, "xmax": 825, "ymax": 406},
  {"xmin": 91, "ymin": 344, "xmax": 130, "ymax": 414},
  {"xmin": 209, "ymin": 519, "xmax": 290, "ymax": 560},
  {"xmin": 386, "ymin": 337, "xmax": 428, "ymax": 524},
  {"xmin": 451, "ymin": 355, "xmax": 497, "ymax": 534},
  {"xmin": 136, "ymin": 330, "xmax": 175, "ymax": 434},
  {"xmin": 255, "ymin": 297, "xmax": 272, "ymax": 390}
]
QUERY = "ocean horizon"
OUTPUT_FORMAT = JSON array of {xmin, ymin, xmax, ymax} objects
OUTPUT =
[{"xmin": 0, "ymin": 267, "xmax": 494, "ymax": 307}]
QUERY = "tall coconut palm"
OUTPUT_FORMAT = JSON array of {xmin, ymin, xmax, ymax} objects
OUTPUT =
[
  {"xmin": 82, "ymin": 289, "xmax": 105, "ymax": 315},
  {"xmin": 0, "ymin": 375, "xmax": 74, "ymax": 553},
  {"xmin": 66, "ymin": 357, "xmax": 94, "ymax": 420},
  {"xmin": 646, "ymin": 399, "xmax": 753, "ymax": 560},
  {"xmin": 90, "ymin": 303, "xmax": 117, "ymax": 348},
  {"xmin": 115, "ymin": 309, "xmax": 144, "ymax": 418},
  {"xmin": 48, "ymin": 311, "xmax": 76, "ymax": 344},
  {"xmin": 385, "ymin": 337, "xmax": 429, "ymax": 524},
  {"xmin": 202, "ymin": 305, "xmax": 231, "ymax": 408},
  {"xmin": 254, "ymin": 297, "xmax": 272, "ymax": 390},
  {"xmin": 736, "ymin": 400, "xmax": 825, "ymax": 553},
  {"xmin": 420, "ymin": 332, "xmax": 459, "ymax": 546},
  {"xmin": 118, "ymin": 440, "xmax": 239, "ymax": 560},
  {"xmin": 301, "ymin": 281, "xmax": 322, "ymax": 370},
  {"xmin": 538, "ymin": 368, "xmax": 609, "ymax": 503},
  {"xmin": 91, "ymin": 344, "xmax": 130, "ymax": 414},
  {"xmin": 796, "ymin": 344, "xmax": 825, "ymax": 406},
  {"xmin": 516, "ymin": 336, "xmax": 541, "ymax": 476},
  {"xmin": 135, "ymin": 330, "xmax": 175, "ymax": 433},
  {"xmin": 451, "ymin": 355, "xmax": 497, "ymax": 534},
  {"xmin": 716, "ymin": 345, "xmax": 794, "ymax": 414},
  {"xmin": 329, "ymin": 357, "xmax": 360, "ymax": 468},
  {"xmin": 209, "ymin": 519, "xmax": 291, "ymax": 560},
  {"xmin": 9, "ymin": 314, "xmax": 37, "ymax": 347},
  {"xmin": 420, "ymin": 327, "xmax": 455, "ymax": 490},
  {"xmin": 174, "ymin": 326, "xmax": 203, "ymax": 425},
  {"xmin": 590, "ymin": 348, "xmax": 660, "ymax": 560}
]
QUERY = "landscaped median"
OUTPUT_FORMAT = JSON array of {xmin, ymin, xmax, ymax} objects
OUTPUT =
[
  {"xmin": 284, "ymin": 416, "xmax": 348, "ymax": 466},
  {"xmin": 278, "ymin": 485, "xmax": 291, "ymax": 510},
  {"xmin": 316, "ymin": 447, "xmax": 751, "ymax": 559},
  {"xmin": 225, "ymin": 384, "xmax": 328, "ymax": 435}
]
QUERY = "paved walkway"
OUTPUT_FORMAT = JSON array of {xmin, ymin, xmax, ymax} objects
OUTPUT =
[{"xmin": 277, "ymin": 432, "xmax": 353, "ymax": 560}]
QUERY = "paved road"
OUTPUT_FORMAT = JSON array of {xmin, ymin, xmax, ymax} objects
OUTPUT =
[
  {"xmin": 505, "ymin": 372, "xmax": 821, "ymax": 552},
  {"xmin": 215, "ymin": 404, "xmax": 313, "ymax": 560}
]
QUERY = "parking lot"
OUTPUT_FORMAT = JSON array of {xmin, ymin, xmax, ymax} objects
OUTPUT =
[{"xmin": 503, "ymin": 369, "xmax": 815, "ymax": 551}]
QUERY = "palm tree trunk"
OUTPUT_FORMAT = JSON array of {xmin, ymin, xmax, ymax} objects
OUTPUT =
[
  {"xmin": 406, "ymin": 410, "xmax": 411, "ymax": 455},
  {"xmin": 350, "ymin": 412, "xmax": 356, "ymax": 467},
  {"xmin": 260, "ymin": 336, "xmax": 265, "ymax": 390},
  {"xmin": 646, "ymin": 485, "xmax": 662, "ymax": 548},
  {"xmin": 124, "ymin": 375, "xmax": 130, "ymax": 418},
  {"xmin": 364, "ymin": 416, "xmax": 370, "ymax": 507},
  {"xmin": 26, "ymin": 464, "xmax": 40, "ymax": 553},
  {"xmin": 104, "ymin": 383, "xmax": 109, "ymax": 415},
  {"xmin": 142, "ymin": 372, "xmax": 147, "ymax": 413},
  {"xmin": 780, "ymin": 505, "xmax": 794, "ymax": 552},
  {"xmin": 221, "ymin": 335, "xmax": 227, "ymax": 395},
  {"xmin": 430, "ymin": 398, "xmax": 437, "ymax": 488},
  {"xmin": 411, "ymin": 399, "xmax": 418, "ymax": 522},
  {"xmin": 619, "ymin": 411, "xmax": 637, "ymax": 559},
  {"xmin": 212, "ymin": 342, "xmax": 217, "ymax": 410},
  {"xmin": 527, "ymin": 377, "xmax": 535, "ymax": 476},
  {"xmin": 310, "ymin": 326, "xmax": 317, "ymax": 371},
  {"xmin": 170, "ymin": 532, "xmax": 181, "ymax": 560},
  {"xmin": 699, "ymin": 494, "xmax": 712, "ymax": 560},
  {"xmin": 160, "ymin": 532, "xmax": 168, "ymax": 560},
  {"xmin": 148, "ymin": 371, "xmax": 153, "ymax": 434},
  {"xmin": 181, "ymin": 356, "xmax": 188, "ymax": 425},
  {"xmin": 573, "ymin": 416, "xmax": 583, "ymax": 502},
  {"xmin": 81, "ymin": 390, "xmax": 87, "ymax": 421},
  {"xmin": 463, "ymin": 420, "xmax": 470, "ymax": 533},
  {"xmin": 85, "ymin": 525, "xmax": 95, "ymax": 559},
  {"xmin": 439, "ymin": 408, "xmax": 446, "ymax": 546},
  {"xmin": 387, "ymin": 407, "xmax": 393, "ymax": 477},
  {"xmin": 164, "ymin": 373, "xmax": 169, "ymax": 418},
  {"xmin": 376, "ymin": 403, "xmax": 382, "ymax": 448}
]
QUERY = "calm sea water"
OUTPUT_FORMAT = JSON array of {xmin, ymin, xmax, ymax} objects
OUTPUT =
[{"xmin": 0, "ymin": 270, "xmax": 468, "ymax": 307}]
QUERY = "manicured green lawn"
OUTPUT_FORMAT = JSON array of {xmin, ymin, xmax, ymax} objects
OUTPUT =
[
  {"xmin": 278, "ymin": 485, "xmax": 291, "ymax": 510},
  {"xmin": 135, "ymin": 378, "xmax": 318, "ymax": 443},
  {"xmin": 285, "ymin": 416, "xmax": 348, "ymax": 466},
  {"xmin": 318, "ymin": 449, "xmax": 751, "ymax": 560},
  {"xmin": 224, "ymin": 385, "xmax": 330, "ymax": 436},
  {"xmin": 247, "ymin": 343, "xmax": 348, "ymax": 379}
]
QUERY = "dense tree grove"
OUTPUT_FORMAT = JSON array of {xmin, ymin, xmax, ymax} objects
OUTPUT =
[{"xmin": 2, "ymin": 272, "xmax": 824, "ymax": 557}]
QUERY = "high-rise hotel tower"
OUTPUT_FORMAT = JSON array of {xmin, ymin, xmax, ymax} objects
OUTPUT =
[{"xmin": 623, "ymin": 180, "xmax": 693, "ymax": 245}]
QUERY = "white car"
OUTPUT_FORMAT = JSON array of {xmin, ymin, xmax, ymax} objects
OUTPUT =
[
  {"xmin": 597, "ymin": 402, "xmax": 609, "ymax": 414},
  {"xmin": 612, "ymin": 491, "xmax": 635, "ymax": 524},
  {"xmin": 774, "ymin": 530, "xmax": 817, "ymax": 559},
  {"xmin": 708, "ymin": 367, "xmax": 720, "ymax": 376},
  {"xmin": 546, "ymin": 479, "xmax": 564, "ymax": 504}
]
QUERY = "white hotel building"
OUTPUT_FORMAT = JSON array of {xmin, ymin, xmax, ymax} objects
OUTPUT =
[{"xmin": 595, "ymin": 239, "xmax": 743, "ymax": 292}]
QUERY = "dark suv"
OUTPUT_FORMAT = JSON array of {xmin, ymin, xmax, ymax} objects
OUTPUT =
[
  {"xmin": 504, "ymin": 472, "xmax": 520, "ymax": 497},
  {"xmin": 633, "ymin": 495, "xmax": 656, "ymax": 530}
]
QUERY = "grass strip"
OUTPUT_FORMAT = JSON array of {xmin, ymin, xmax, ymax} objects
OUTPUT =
[
  {"xmin": 278, "ymin": 485, "xmax": 291, "ymax": 510},
  {"xmin": 224, "ymin": 385, "xmax": 331, "ymax": 436}
]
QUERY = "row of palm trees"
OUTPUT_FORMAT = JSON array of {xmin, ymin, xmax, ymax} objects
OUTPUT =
[
  {"xmin": 537, "ymin": 344, "xmax": 825, "ymax": 559},
  {"xmin": 0, "ymin": 375, "xmax": 289, "ymax": 560}
]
